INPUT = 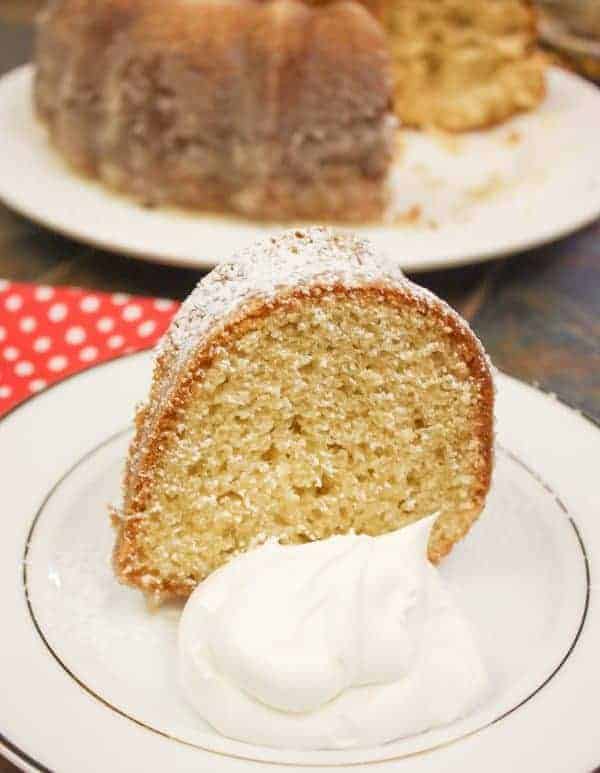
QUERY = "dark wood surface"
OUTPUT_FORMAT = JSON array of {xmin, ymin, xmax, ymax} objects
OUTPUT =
[{"xmin": 1, "ymin": 4, "xmax": 599, "ymax": 772}]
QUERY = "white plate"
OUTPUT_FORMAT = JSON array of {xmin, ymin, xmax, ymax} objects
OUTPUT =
[
  {"xmin": 0, "ymin": 65, "xmax": 600, "ymax": 272},
  {"xmin": 1, "ymin": 352, "xmax": 599, "ymax": 772}
]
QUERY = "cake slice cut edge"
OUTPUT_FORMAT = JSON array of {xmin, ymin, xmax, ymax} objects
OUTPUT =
[{"xmin": 112, "ymin": 228, "xmax": 494, "ymax": 602}]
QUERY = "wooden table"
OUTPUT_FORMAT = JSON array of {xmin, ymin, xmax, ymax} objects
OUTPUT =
[{"xmin": 1, "ymin": 5, "xmax": 599, "ymax": 772}]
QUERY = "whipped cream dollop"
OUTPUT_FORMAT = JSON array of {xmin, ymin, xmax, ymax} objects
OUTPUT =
[{"xmin": 178, "ymin": 516, "xmax": 488, "ymax": 750}]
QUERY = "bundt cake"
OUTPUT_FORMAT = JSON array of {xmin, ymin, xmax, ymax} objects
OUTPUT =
[
  {"xmin": 113, "ymin": 228, "xmax": 494, "ymax": 602},
  {"xmin": 33, "ymin": 0, "xmax": 395, "ymax": 221},
  {"xmin": 34, "ymin": 0, "xmax": 545, "ymax": 220}
]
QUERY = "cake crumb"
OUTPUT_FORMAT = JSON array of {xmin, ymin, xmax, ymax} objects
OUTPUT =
[
  {"xmin": 393, "ymin": 204, "xmax": 423, "ymax": 226},
  {"xmin": 467, "ymin": 173, "xmax": 506, "ymax": 202}
]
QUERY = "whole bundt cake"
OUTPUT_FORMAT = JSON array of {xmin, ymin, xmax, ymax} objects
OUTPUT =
[
  {"xmin": 34, "ymin": 0, "xmax": 395, "ymax": 221},
  {"xmin": 113, "ymin": 228, "xmax": 494, "ymax": 602},
  {"xmin": 34, "ymin": 0, "xmax": 545, "ymax": 219}
]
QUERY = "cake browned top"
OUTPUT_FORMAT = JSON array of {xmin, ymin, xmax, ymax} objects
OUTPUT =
[{"xmin": 35, "ymin": 0, "xmax": 395, "ymax": 219}]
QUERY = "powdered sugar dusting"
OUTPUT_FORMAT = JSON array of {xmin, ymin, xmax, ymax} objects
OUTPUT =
[{"xmin": 160, "ymin": 227, "xmax": 448, "ymax": 370}]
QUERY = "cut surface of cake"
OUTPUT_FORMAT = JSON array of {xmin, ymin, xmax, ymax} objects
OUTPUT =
[
  {"xmin": 34, "ymin": 0, "xmax": 395, "ymax": 221},
  {"xmin": 382, "ymin": 0, "xmax": 546, "ymax": 131},
  {"xmin": 113, "ymin": 228, "xmax": 494, "ymax": 601},
  {"xmin": 307, "ymin": 0, "xmax": 546, "ymax": 131}
]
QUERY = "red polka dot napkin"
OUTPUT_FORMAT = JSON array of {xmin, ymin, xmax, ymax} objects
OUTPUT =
[{"xmin": 0, "ymin": 280, "xmax": 180, "ymax": 417}]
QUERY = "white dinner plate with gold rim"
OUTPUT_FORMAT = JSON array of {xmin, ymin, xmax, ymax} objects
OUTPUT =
[
  {"xmin": 0, "ymin": 351, "xmax": 599, "ymax": 773},
  {"xmin": 1, "ymin": 65, "xmax": 600, "ymax": 272},
  {"xmin": 0, "ymin": 353, "xmax": 600, "ymax": 773}
]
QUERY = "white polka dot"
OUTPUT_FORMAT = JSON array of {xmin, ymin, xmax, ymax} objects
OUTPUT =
[
  {"xmin": 3, "ymin": 346, "xmax": 19, "ymax": 361},
  {"xmin": 111, "ymin": 293, "xmax": 130, "ymax": 306},
  {"xmin": 80, "ymin": 296, "xmax": 100, "ymax": 313},
  {"xmin": 5, "ymin": 294, "xmax": 23, "ymax": 312},
  {"xmin": 137, "ymin": 320, "xmax": 156, "ymax": 338},
  {"xmin": 65, "ymin": 326, "xmax": 86, "ymax": 345},
  {"xmin": 33, "ymin": 336, "xmax": 52, "ymax": 353},
  {"xmin": 48, "ymin": 303, "xmax": 68, "ymax": 322},
  {"xmin": 35, "ymin": 286, "xmax": 54, "ymax": 301},
  {"xmin": 107, "ymin": 334, "xmax": 124, "ymax": 349},
  {"xmin": 0, "ymin": 385, "xmax": 12, "ymax": 399},
  {"xmin": 14, "ymin": 361, "xmax": 34, "ymax": 377},
  {"xmin": 79, "ymin": 346, "xmax": 99, "ymax": 362},
  {"xmin": 19, "ymin": 316, "xmax": 37, "ymax": 333},
  {"xmin": 96, "ymin": 317, "xmax": 115, "ymax": 333},
  {"xmin": 48, "ymin": 355, "xmax": 68, "ymax": 372},
  {"xmin": 29, "ymin": 379, "xmax": 47, "ymax": 393},
  {"xmin": 0, "ymin": 280, "xmax": 10, "ymax": 293},
  {"xmin": 154, "ymin": 298, "xmax": 175, "ymax": 311},
  {"xmin": 0, "ymin": 326, "xmax": 6, "ymax": 342},
  {"xmin": 122, "ymin": 304, "xmax": 142, "ymax": 322}
]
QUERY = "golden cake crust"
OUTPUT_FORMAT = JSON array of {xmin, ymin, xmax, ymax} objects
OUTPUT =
[
  {"xmin": 34, "ymin": 0, "xmax": 394, "ymax": 221},
  {"xmin": 113, "ymin": 229, "xmax": 494, "ymax": 601}
]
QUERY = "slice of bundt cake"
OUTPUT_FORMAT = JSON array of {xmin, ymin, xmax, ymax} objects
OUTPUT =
[{"xmin": 113, "ymin": 228, "xmax": 493, "ymax": 602}]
